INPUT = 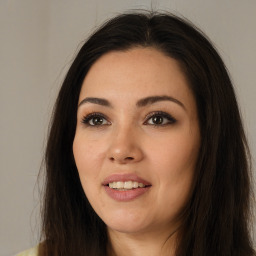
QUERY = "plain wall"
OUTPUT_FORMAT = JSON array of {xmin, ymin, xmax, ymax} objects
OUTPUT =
[{"xmin": 0, "ymin": 0, "xmax": 255, "ymax": 255}]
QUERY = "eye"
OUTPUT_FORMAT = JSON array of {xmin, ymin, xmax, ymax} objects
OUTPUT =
[
  {"xmin": 82, "ymin": 113, "xmax": 110, "ymax": 126},
  {"xmin": 144, "ymin": 111, "xmax": 176, "ymax": 126}
]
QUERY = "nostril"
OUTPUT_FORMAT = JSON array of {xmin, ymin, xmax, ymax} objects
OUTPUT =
[
  {"xmin": 109, "ymin": 156, "xmax": 134, "ymax": 162},
  {"xmin": 125, "ymin": 157, "xmax": 134, "ymax": 160}
]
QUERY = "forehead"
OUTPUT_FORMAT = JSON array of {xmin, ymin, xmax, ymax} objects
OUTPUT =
[{"xmin": 79, "ymin": 47, "xmax": 193, "ymax": 106}]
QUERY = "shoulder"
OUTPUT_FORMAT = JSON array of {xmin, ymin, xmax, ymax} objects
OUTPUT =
[{"xmin": 15, "ymin": 246, "xmax": 38, "ymax": 256}]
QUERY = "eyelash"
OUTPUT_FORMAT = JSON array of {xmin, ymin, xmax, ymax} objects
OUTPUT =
[
  {"xmin": 81, "ymin": 111, "xmax": 177, "ymax": 127},
  {"xmin": 144, "ymin": 111, "xmax": 177, "ymax": 126},
  {"xmin": 81, "ymin": 112, "xmax": 109, "ymax": 127}
]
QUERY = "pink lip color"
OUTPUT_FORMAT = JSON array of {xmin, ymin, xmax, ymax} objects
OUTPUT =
[
  {"xmin": 104, "ymin": 186, "xmax": 150, "ymax": 201},
  {"xmin": 102, "ymin": 174, "xmax": 151, "ymax": 202},
  {"xmin": 102, "ymin": 173, "xmax": 151, "ymax": 186}
]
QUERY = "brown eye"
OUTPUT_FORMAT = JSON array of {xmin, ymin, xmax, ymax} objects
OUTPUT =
[
  {"xmin": 145, "ymin": 111, "xmax": 176, "ymax": 126},
  {"xmin": 90, "ymin": 116, "xmax": 104, "ymax": 125},
  {"xmin": 82, "ymin": 113, "xmax": 110, "ymax": 126},
  {"xmin": 151, "ymin": 115, "xmax": 164, "ymax": 125}
]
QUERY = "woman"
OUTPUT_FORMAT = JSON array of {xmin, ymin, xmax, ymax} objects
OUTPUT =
[{"xmin": 17, "ymin": 11, "xmax": 255, "ymax": 256}]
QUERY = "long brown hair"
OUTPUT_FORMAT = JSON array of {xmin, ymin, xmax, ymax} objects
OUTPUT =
[{"xmin": 40, "ymin": 11, "xmax": 255, "ymax": 256}]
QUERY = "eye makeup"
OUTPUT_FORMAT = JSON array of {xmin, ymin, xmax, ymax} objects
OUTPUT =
[
  {"xmin": 81, "ymin": 110, "xmax": 177, "ymax": 128},
  {"xmin": 81, "ymin": 112, "xmax": 110, "ymax": 127},
  {"xmin": 144, "ymin": 111, "xmax": 177, "ymax": 126}
]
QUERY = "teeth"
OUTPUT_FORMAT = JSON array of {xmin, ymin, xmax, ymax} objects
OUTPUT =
[
  {"xmin": 108, "ymin": 181, "xmax": 146, "ymax": 190},
  {"xmin": 124, "ymin": 181, "xmax": 133, "ymax": 189},
  {"xmin": 116, "ymin": 181, "xmax": 123, "ymax": 189},
  {"xmin": 133, "ymin": 181, "xmax": 138, "ymax": 188},
  {"xmin": 138, "ymin": 183, "xmax": 145, "ymax": 188}
]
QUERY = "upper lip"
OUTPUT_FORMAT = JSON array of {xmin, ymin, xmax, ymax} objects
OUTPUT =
[{"xmin": 102, "ymin": 173, "xmax": 151, "ymax": 186}]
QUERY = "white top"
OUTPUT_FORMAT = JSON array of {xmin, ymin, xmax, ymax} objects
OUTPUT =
[{"xmin": 15, "ymin": 246, "xmax": 38, "ymax": 256}]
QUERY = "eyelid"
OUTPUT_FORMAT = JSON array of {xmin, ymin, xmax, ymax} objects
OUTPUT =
[
  {"xmin": 143, "ymin": 111, "xmax": 177, "ymax": 125},
  {"xmin": 80, "ymin": 111, "xmax": 176, "ymax": 127},
  {"xmin": 81, "ymin": 112, "xmax": 111, "ymax": 126}
]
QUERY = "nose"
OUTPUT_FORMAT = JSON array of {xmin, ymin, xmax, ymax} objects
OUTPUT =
[{"xmin": 107, "ymin": 126, "xmax": 144, "ymax": 164}]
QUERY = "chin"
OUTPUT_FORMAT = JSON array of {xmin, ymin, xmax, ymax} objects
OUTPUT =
[
  {"xmin": 100, "ymin": 209, "xmax": 147, "ymax": 233},
  {"xmin": 106, "ymin": 222, "xmax": 148, "ymax": 234}
]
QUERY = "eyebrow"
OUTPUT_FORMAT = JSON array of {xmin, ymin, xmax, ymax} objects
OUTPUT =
[
  {"xmin": 78, "ymin": 95, "xmax": 186, "ymax": 110},
  {"xmin": 78, "ymin": 97, "xmax": 111, "ymax": 107}
]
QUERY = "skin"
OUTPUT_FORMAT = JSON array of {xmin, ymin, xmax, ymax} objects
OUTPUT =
[{"xmin": 73, "ymin": 47, "xmax": 201, "ymax": 256}]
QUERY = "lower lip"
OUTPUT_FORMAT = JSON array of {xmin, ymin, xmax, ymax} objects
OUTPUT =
[{"xmin": 104, "ymin": 186, "xmax": 151, "ymax": 201}]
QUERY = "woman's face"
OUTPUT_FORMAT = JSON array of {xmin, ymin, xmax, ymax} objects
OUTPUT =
[{"xmin": 73, "ymin": 47, "xmax": 200, "ymax": 236}]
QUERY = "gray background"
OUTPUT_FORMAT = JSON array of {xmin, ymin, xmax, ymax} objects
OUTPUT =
[{"xmin": 0, "ymin": 0, "xmax": 255, "ymax": 255}]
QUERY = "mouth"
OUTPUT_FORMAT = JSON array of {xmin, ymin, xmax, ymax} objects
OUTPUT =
[
  {"xmin": 106, "ymin": 181, "xmax": 151, "ymax": 191},
  {"xmin": 102, "ymin": 174, "xmax": 152, "ymax": 201}
]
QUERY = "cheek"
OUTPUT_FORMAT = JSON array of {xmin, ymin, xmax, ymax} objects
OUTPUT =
[
  {"xmin": 149, "ymin": 132, "xmax": 199, "ymax": 175},
  {"xmin": 155, "ymin": 145, "xmax": 196, "ymax": 196},
  {"xmin": 147, "ymin": 129, "xmax": 199, "ymax": 205},
  {"xmin": 73, "ymin": 134, "xmax": 106, "ymax": 184},
  {"xmin": 73, "ymin": 134, "xmax": 111, "ymax": 217}
]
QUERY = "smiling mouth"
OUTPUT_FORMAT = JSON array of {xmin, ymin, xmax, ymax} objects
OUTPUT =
[
  {"xmin": 103, "ymin": 175, "xmax": 152, "ymax": 201},
  {"xmin": 106, "ymin": 181, "xmax": 151, "ymax": 190}
]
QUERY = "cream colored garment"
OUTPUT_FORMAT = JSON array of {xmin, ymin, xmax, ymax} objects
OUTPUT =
[{"xmin": 15, "ymin": 246, "xmax": 38, "ymax": 256}]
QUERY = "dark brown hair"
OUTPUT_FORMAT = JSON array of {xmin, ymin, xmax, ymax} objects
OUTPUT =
[{"xmin": 40, "ymin": 11, "xmax": 255, "ymax": 256}]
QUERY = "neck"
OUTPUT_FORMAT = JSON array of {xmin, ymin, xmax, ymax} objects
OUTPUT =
[{"xmin": 107, "ymin": 228, "xmax": 178, "ymax": 256}]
